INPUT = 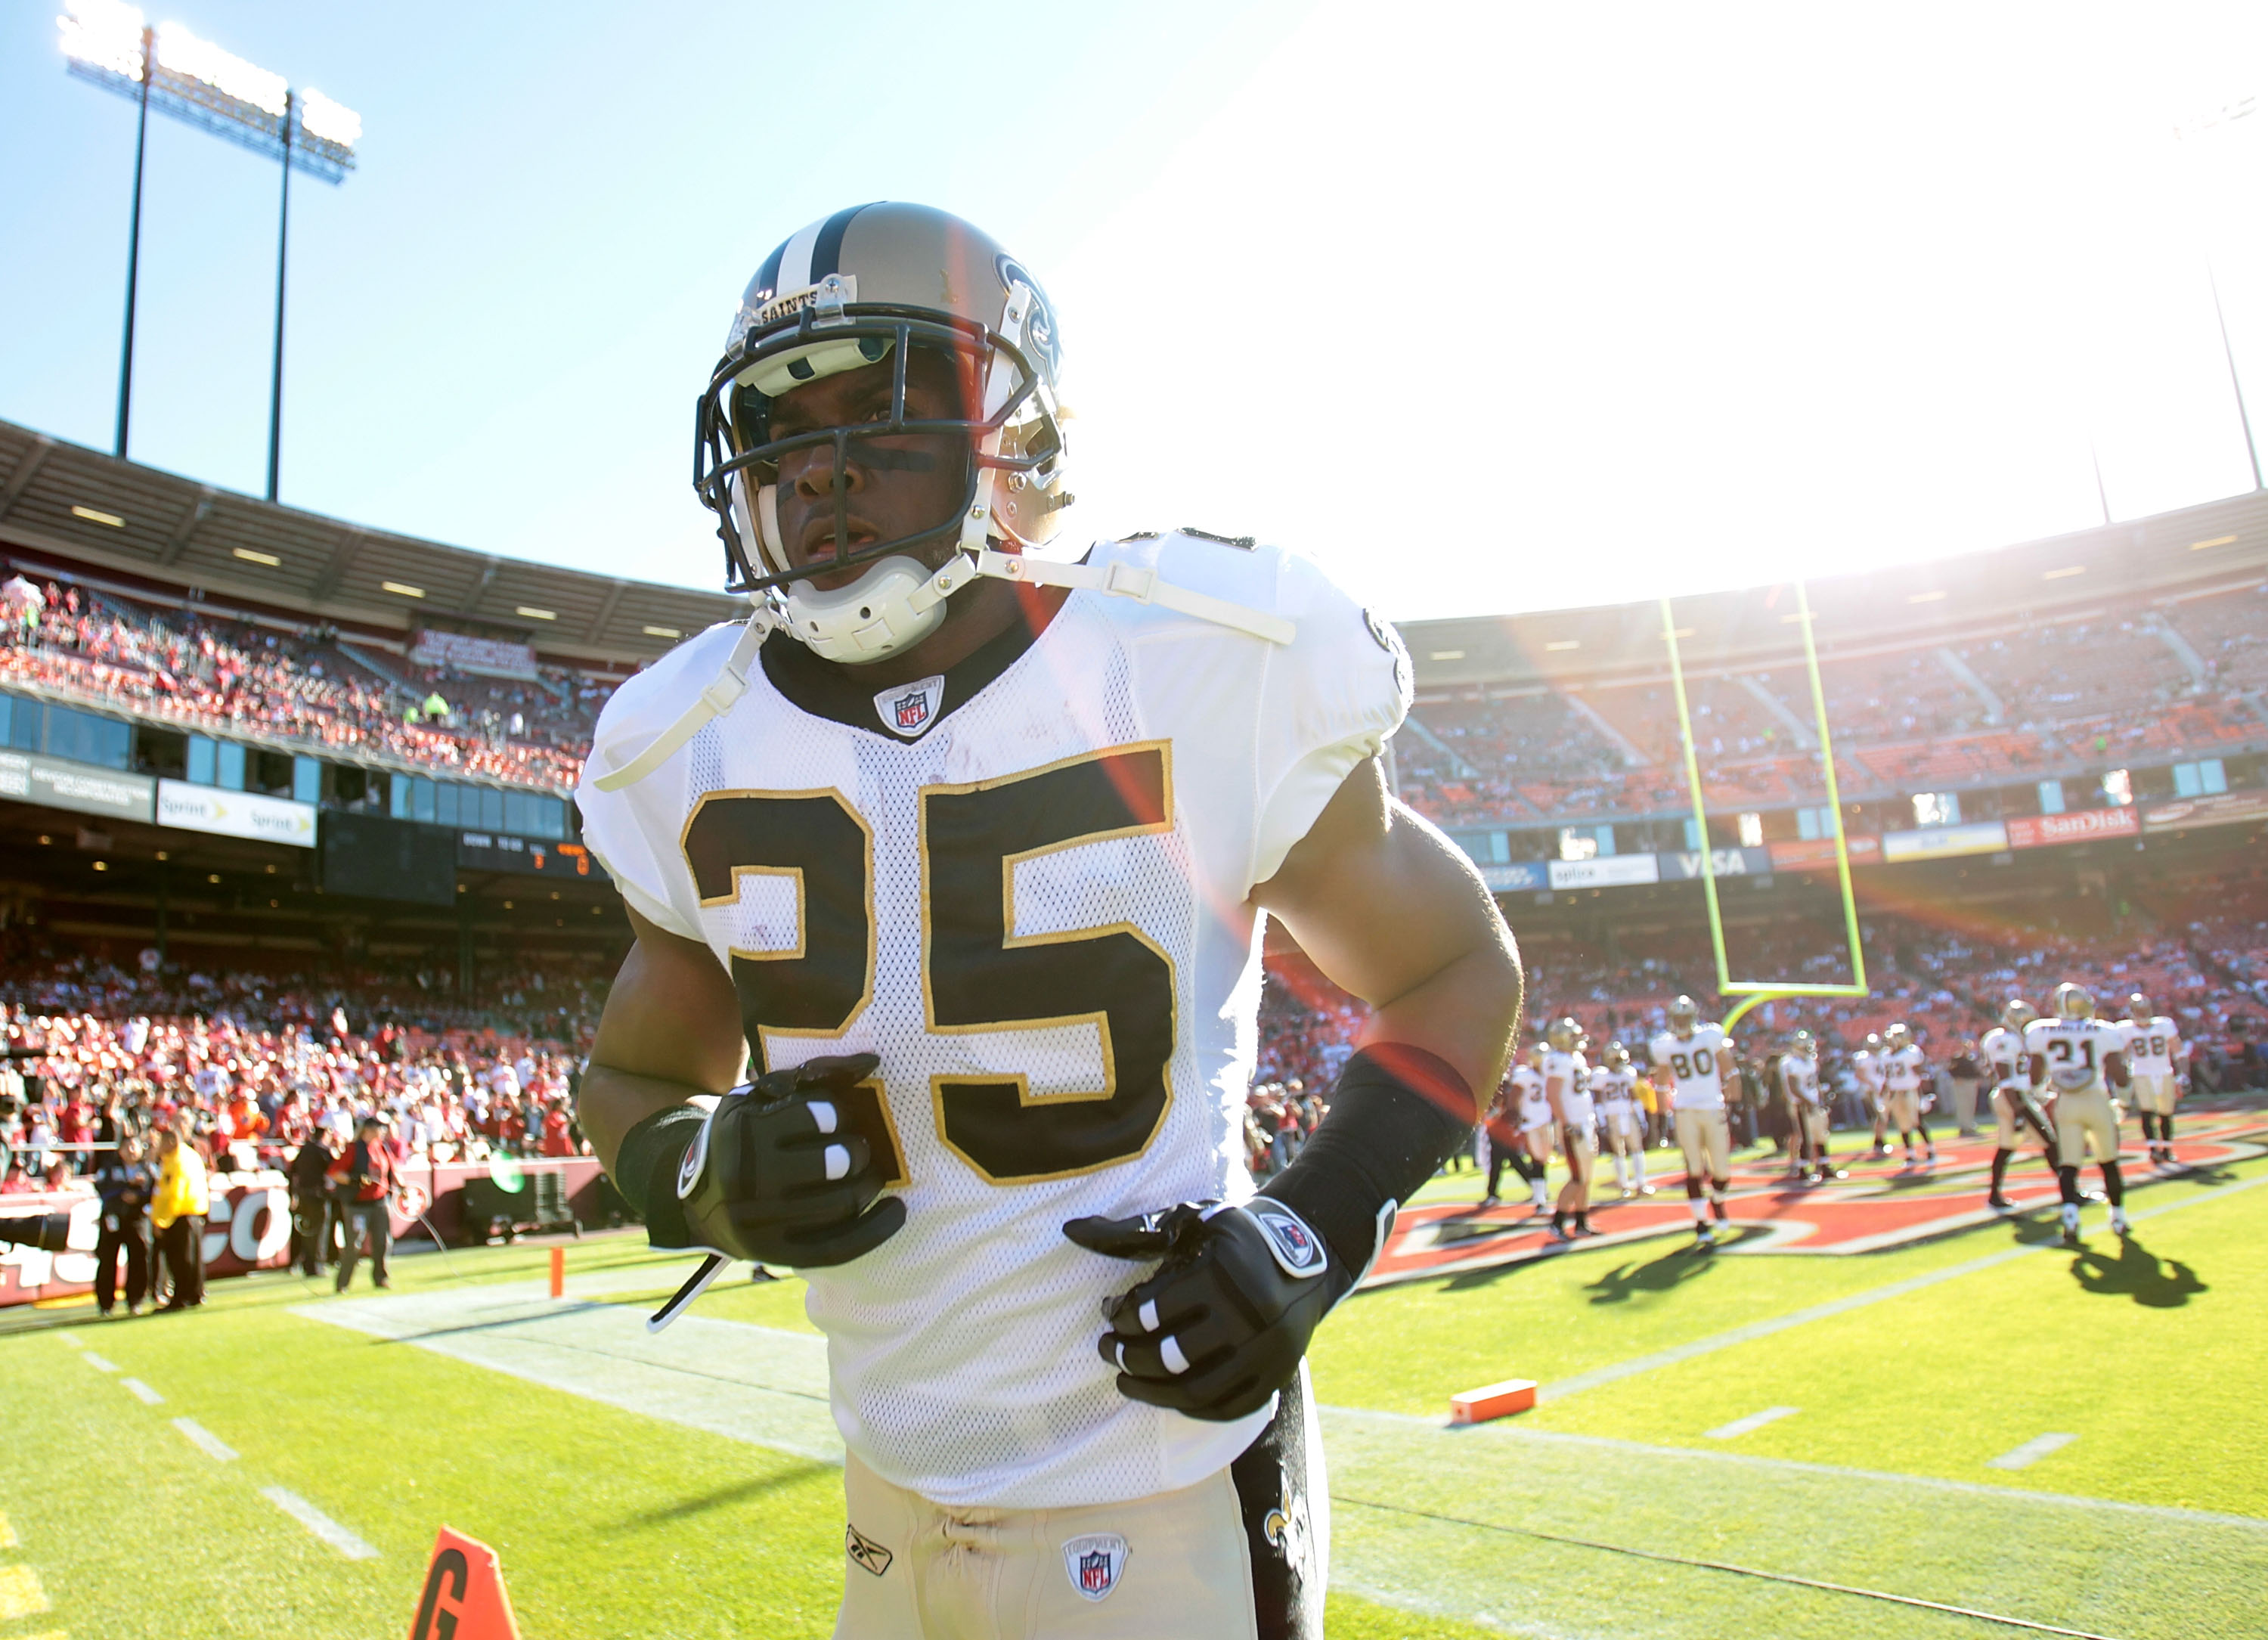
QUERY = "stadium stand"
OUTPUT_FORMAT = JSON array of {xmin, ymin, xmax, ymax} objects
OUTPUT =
[{"xmin": 4, "ymin": 414, "xmax": 2267, "ymax": 1200}]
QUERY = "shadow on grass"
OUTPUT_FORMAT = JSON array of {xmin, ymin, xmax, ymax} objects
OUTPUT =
[
  {"xmin": 1581, "ymin": 1240, "xmax": 1728, "ymax": 1305},
  {"xmin": 607, "ymin": 1458, "xmax": 835, "ymax": 1532},
  {"xmin": 2066, "ymin": 1236, "xmax": 2208, "ymax": 1307}
]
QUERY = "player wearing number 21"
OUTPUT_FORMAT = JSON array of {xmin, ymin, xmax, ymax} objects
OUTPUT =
[
  {"xmin": 572, "ymin": 203, "xmax": 1523, "ymax": 1640},
  {"xmin": 2024, "ymin": 984, "xmax": 2132, "ymax": 1246}
]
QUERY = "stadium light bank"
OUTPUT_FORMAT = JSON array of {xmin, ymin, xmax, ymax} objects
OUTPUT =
[{"xmin": 58, "ymin": 0, "xmax": 361, "ymax": 504}]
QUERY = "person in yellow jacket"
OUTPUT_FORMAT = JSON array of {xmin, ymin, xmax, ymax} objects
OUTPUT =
[{"xmin": 150, "ymin": 1125, "xmax": 209, "ymax": 1311}]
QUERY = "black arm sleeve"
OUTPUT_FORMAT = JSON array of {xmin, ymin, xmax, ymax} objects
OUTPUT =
[
  {"xmin": 612, "ymin": 1104, "xmax": 706, "ymax": 1245},
  {"xmin": 1259, "ymin": 1044, "xmax": 1476, "ymax": 1279}
]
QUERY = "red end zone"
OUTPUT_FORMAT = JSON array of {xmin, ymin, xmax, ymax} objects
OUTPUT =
[{"xmin": 1363, "ymin": 1102, "xmax": 2268, "ymax": 1289}]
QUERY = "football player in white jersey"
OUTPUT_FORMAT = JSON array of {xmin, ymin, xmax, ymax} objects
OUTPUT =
[
  {"xmin": 1851, "ymin": 1031, "xmax": 1890, "ymax": 1158},
  {"xmin": 1878, "ymin": 1023, "xmax": 1935, "ymax": 1167},
  {"xmin": 1591, "ymin": 1040, "xmax": 1650, "ymax": 1197},
  {"xmin": 2025, "ymin": 984, "xmax": 2132, "ymax": 1245},
  {"xmin": 2117, "ymin": 993, "xmax": 2186, "ymax": 1170},
  {"xmin": 1479, "ymin": 1053, "xmax": 1545, "ymax": 1209},
  {"xmin": 1507, "ymin": 1044, "xmax": 1557, "ymax": 1214},
  {"xmin": 1648, "ymin": 996, "xmax": 1737, "ymax": 1248},
  {"xmin": 1981, "ymin": 999, "xmax": 2057, "ymax": 1212},
  {"xmin": 1776, "ymin": 1031, "xmax": 1840, "ymax": 1184},
  {"xmin": 572, "ymin": 205, "xmax": 1523, "ymax": 1640},
  {"xmin": 1541, "ymin": 1018, "xmax": 1596, "ymax": 1242}
]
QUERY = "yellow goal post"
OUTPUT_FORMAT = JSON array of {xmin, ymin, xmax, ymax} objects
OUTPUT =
[{"xmin": 1659, "ymin": 579, "xmax": 1869, "ymax": 1026}]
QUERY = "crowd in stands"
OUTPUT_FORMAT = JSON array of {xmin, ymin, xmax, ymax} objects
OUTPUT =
[
  {"xmin": 0, "ymin": 572, "xmax": 612, "ymax": 792},
  {"xmin": 1249, "ymin": 903, "xmax": 2268, "ymax": 1111},
  {"xmin": 0, "ymin": 949, "xmax": 606, "ymax": 1197},
  {"xmin": 5, "ymin": 886, "xmax": 2264, "ymax": 1204},
  {"xmin": 1399, "ymin": 584, "xmax": 2268, "ymax": 826}
]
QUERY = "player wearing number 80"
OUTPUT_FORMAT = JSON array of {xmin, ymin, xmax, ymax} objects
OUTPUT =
[
  {"xmin": 1649, "ymin": 996, "xmax": 1737, "ymax": 1249},
  {"xmin": 572, "ymin": 203, "xmax": 1523, "ymax": 1640}
]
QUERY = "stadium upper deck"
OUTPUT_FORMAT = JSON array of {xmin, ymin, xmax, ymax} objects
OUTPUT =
[
  {"xmin": 0, "ymin": 419, "xmax": 740, "ymax": 675},
  {"xmin": 1396, "ymin": 486, "xmax": 2268, "ymax": 844}
]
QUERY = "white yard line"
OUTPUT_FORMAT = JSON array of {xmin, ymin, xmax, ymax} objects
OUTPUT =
[
  {"xmin": 260, "ymin": 1487, "xmax": 379, "ymax": 1560},
  {"xmin": 80, "ymin": 1351, "xmax": 118, "ymax": 1373},
  {"xmin": 1707, "ymin": 1406, "xmax": 1799, "ymax": 1440},
  {"xmin": 120, "ymin": 1377, "xmax": 164, "ymax": 1406},
  {"xmin": 294, "ymin": 1286, "xmax": 842, "ymax": 1464},
  {"xmin": 1325, "ymin": 1406, "xmax": 2268, "ymax": 1532},
  {"xmin": 0, "ymin": 1511, "xmax": 17, "ymax": 1549},
  {"xmin": 1537, "ymin": 1170, "xmax": 2268, "ymax": 1403},
  {"xmin": 1990, "ymin": 1434, "xmax": 2078, "ymax": 1471},
  {"xmin": 54, "ymin": 1333, "xmax": 81, "ymax": 1350},
  {"xmin": 171, "ymin": 1417, "xmax": 238, "ymax": 1462}
]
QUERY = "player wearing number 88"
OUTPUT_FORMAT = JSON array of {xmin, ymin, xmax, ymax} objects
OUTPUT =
[
  {"xmin": 2023, "ymin": 983, "xmax": 2133, "ymax": 1245},
  {"xmin": 2115, "ymin": 992, "xmax": 2187, "ymax": 1170},
  {"xmin": 572, "ymin": 203, "xmax": 1522, "ymax": 1640},
  {"xmin": 1648, "ymin": 997, "xmax": 1737, "ymax": 1249}
]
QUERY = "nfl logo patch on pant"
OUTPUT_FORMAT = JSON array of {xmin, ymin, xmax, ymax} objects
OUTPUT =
[{"xmin": 1061, "ymin": 1533, "xmax": 1129, "ymax": 1602}]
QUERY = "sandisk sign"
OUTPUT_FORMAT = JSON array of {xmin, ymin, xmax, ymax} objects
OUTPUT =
[{"xmin": 2004, "ymin": 807, "xmax": 2140, "ymax": 849}]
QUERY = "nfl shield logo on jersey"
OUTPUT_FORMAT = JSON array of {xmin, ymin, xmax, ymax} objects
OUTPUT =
[
  {"xmin": 1061, "ymin": 1533, "xmax": 1129, "ymax": 1602},
  {"xmin": 873, "ymin": 674, "xmax": 946, "ymax": 739}
]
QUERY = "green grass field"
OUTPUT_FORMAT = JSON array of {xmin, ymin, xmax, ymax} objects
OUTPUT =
[{"xmin": 2, "ymin": 1147, "xmax": 2261, "ymax": 1639}]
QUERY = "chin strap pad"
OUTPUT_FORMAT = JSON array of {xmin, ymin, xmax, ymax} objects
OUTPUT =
[
  {"xmin": 971, "ymin": 549, "xmax": 1295, "ymax": 646},
  {"xmin": 592, "ymin": 606, "xmax": 778, "ymax": 792}
]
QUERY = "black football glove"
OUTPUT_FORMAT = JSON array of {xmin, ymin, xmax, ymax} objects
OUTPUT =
[
  {"xmin": 1063, "ymin": 1198, "xmax": 1349, "ymax": 1423},
  {"xmin": 665, "ymin": 1053, "xmax": 905, "ymax": 1269}
]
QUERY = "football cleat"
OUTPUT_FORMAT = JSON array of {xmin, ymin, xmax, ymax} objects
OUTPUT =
[
  {"xmin": 2059, "ymin": 1203, "xmax": 2082, "ymax": 1245},
  {"xmin": 1988, "ymin": 1192, "xmax": 2013, "ymax": 1212},
  {"xmin": 1692, "ymin": 1225, "xmax": 1717, "ymax": 1251},
  {"xmin": 2109, "ymin": 1207, "xmax": 2131, "ymax": 1237}
]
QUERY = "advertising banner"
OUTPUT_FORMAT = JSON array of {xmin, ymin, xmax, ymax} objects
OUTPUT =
[
  {"xmin": 0, "ymin": 1176, "xmax": 294, "ymax": 1305},
  {"xmin": 0, "ymin": 1158, "xmax": 609, "ymax": 1307},
  {"xmin": 1548, "ymin": 854, "xmax": 1660, "ymax": 890},
  {"xmin": 1479, "ymin": 860, "xmax": 1549, "ymax": 892},
  {"xmin": 1656, "ymin": 846, "xmax": 1774, "ymax": 881},
  {"xmin": 157, "ymin": 780, "xmax": 318, "ymax": 848},
  {"xmin": 2004, "ymin": 807, "xmax": 2140, "ymax": 849},
  {"xmin": 2139, "ymin": 790, "xmax": 2268, "ymax": 834},
  {"xmin": 411, "ymin": 627, "xmax": 540, "ymax": 680},
  {"xmin": 1767, "ymin": 833, "xmax": 1882, "ymax": 871},
  {"xmin": 1881, "ymin": 821, "xmax": 2009, "ymax": 863},
  {"xmin": 0, "ymin": 751, "xmax": 153, "ymax": 822}
]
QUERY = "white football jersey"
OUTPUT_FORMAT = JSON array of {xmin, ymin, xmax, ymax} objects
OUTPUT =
[
  {"xmin": 2118, "ymin": 1015, "xmax": 2183, "ymax": 1077},
  {"xmin": 2024, "ymin": 1017, "xmax": 2124, "ymax": 1094},
  {"xmin": 1879, "ymin": 1043, "xmax": 1926, "ymax": 1093},
  {"xmin": 1849, "ymin": 1050, "xmax": 1883, "ymax": 1094},
  {"xmin": 1510, "ymin": 1063, "xmax": 1552, "ymax": 1130},
  {"xmin": 578, "ymin": 535, "xmax": 1407, "ymax": 1509},
  {"xmin": 1650, "ymin": 1025, "xmax": 1730, "ymax": 1111},
  {"xmin": 1778, "ymin": 1053, "xmax": 1823, "ymax": 1106},
  {"xmin": 1591, "ymin": 1065, "xmax": 1639, "ymax": 1111},
  {"xmin": 1978, "ymin": 1027, "xmax": 2027, "ymax": 1087},
  {"xmin": 1544, "ymin": 1049, "xmax": 1592, "ymax": 1127}
]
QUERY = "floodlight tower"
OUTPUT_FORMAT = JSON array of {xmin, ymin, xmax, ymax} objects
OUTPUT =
[{"xmin": 59, "ymin": 0, "xmax": 361, "ymax": 501}]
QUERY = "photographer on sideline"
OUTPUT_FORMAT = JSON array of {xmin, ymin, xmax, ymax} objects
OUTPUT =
[{"xmin": 93, "ymin": 1132, "xmax": 155, "ymax": 1316}]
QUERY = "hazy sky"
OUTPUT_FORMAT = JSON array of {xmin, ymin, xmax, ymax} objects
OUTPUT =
[{"xmin": 4, "ymin": 1, "xmax": 2263, "ymax": 621}]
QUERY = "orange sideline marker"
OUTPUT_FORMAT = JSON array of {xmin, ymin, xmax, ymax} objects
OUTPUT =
[
  {"xmin": 1449, "ymin": 1378, "xmax": 1537, "ymax": 1424},
  {"xmin": 549, "ymin": 1245, "xmax": 565, "ymax": 1299},
  {"xmin": 409, "ymin": 1526, "xmax": 522, "ymax": 1640}
]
